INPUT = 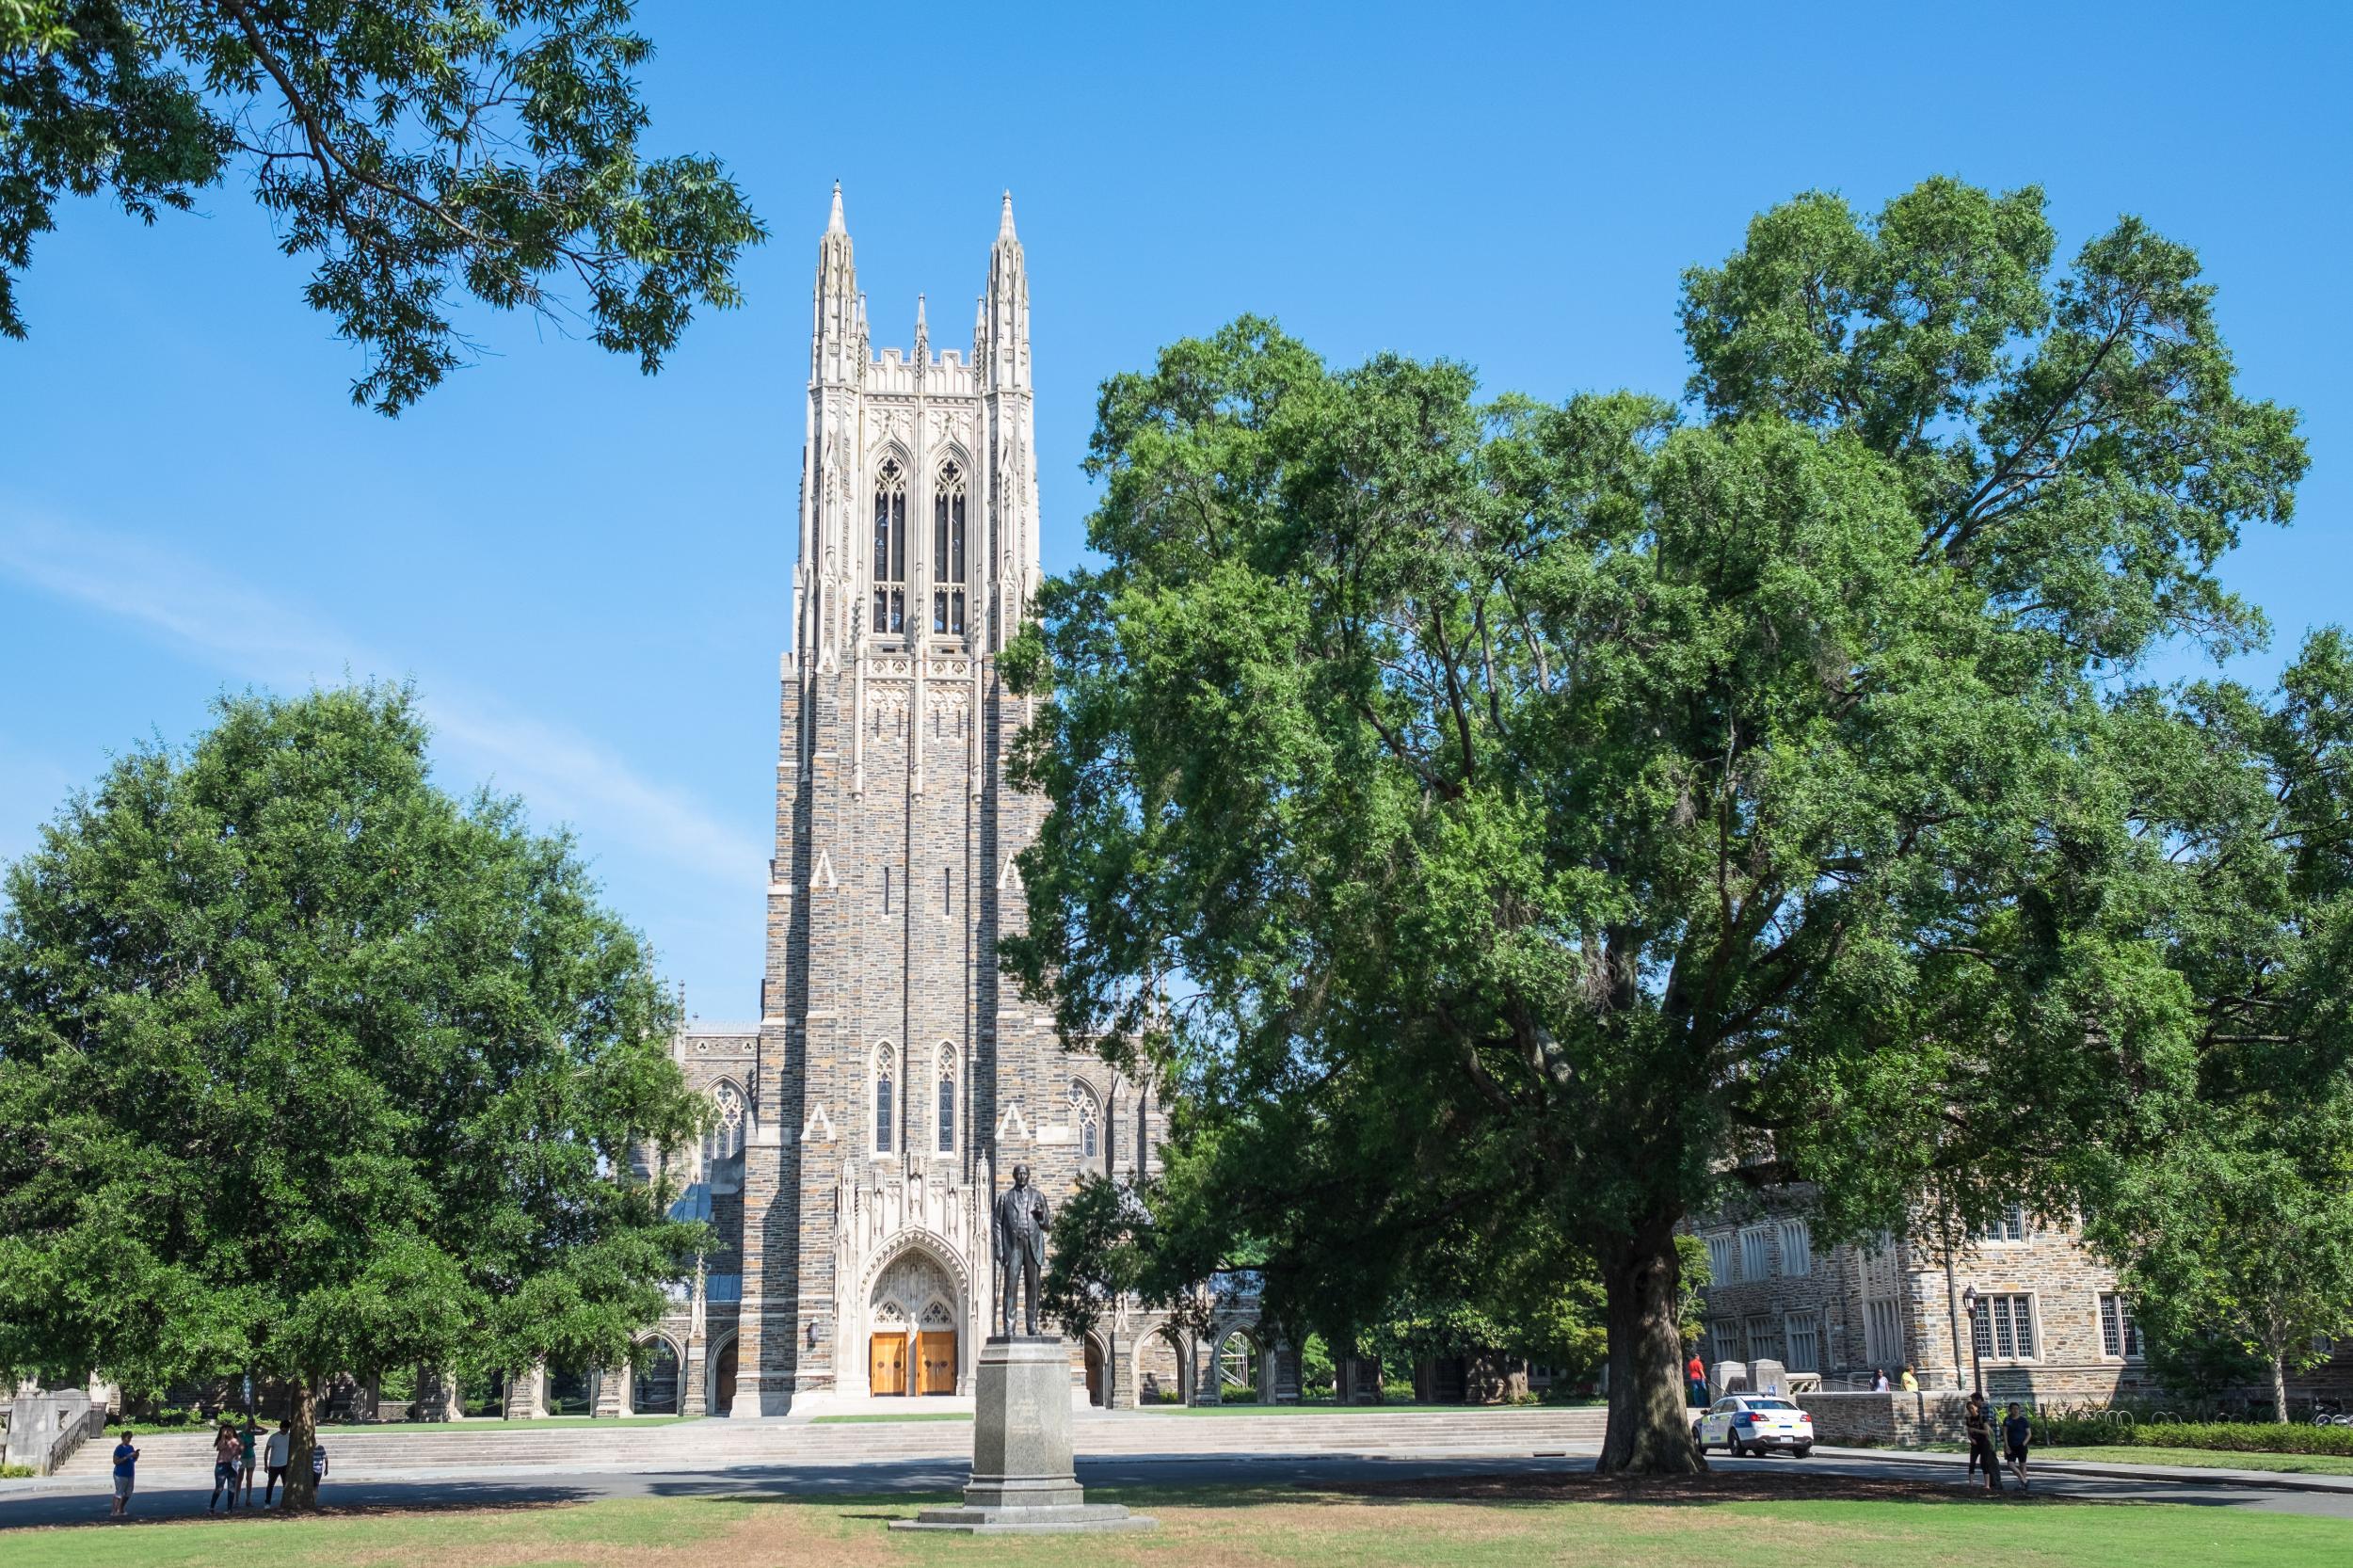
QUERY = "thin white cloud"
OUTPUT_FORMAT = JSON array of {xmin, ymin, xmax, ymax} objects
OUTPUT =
[{"xmin": 0, "ymin": 516, "xmax": 763, "ymax": 888}]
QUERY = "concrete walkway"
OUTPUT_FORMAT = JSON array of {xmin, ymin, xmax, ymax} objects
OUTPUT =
[
  {"xmin": 37, "ymin": 1405, "xmax": 1611, "ymax": 1484},
  {"xmin": 8, "ymin": 1416, "xmax": 2353, "ymax": 1529},
  {"xmin": 1816, "ymin": 1442, "xmax": 2353, "ymax": 1496}
]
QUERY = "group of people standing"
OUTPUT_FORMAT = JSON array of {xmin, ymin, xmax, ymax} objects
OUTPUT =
[
  {"xmin": 104, "ymin": 1418, "xmax": 328, "ymax": 1518},
  {"xmin": 1964, "ymin": 1393, "xmax": 2033, "ymax": 1492}
]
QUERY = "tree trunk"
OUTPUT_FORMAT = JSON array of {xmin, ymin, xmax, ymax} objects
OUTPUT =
[
  {"xmin": 283, "ymin": 1373, "xmax": 320, "ymax": 1512},
  {"xmin": 2270, "ymin": 1348, "xmax": 2290, "ymax": 1425},
  {"xmin": 1596, "ymin": 1218, "xmax": 1705, "ymax": 1475}
]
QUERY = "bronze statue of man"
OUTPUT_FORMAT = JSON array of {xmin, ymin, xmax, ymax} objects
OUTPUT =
[{"xmin": 992, "ymin": 1163, "xmax": 1051, "ymax": 1336}]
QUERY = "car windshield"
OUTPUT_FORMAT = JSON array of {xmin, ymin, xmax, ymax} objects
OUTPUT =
[{"xmin": 1744, "ymin": 1399, "xmax": 1800, "ymax": 1411}]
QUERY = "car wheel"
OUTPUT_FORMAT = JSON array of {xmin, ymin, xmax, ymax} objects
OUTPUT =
[{"xmin": 1795, "ymin": 1444, "xmax": 1813, "ymax": 1459}]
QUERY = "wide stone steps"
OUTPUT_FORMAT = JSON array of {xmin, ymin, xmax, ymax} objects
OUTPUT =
[{"xmin": 61, "ymin": 1406, "xmax": 1608, "ymax": 1481}]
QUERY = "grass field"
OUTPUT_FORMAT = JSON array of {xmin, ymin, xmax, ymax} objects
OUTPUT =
[{"xmin": 8, "ymin": 1478, "xmax": 2349, "ymax": 1568}]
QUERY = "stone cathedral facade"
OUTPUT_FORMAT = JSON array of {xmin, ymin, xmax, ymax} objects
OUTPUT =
[{"xmin": 619, "ymin": 189, "xmax": 1284, "ymax": 1422}]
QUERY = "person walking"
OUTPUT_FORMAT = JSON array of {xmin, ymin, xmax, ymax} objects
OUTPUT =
[
  {"xmin": 311, "ymin": 1434, "xmax": 331, "ymax": 1496},
  {"xmin": 1872, "ymin": 1368, "xmax": 1891, "ymax": 1392},
  {"xmin": 2003, "ymin": 1401, "xmax": 2033, "ymax": 1491},
  {"xmin": 208, "ymin": 1423, "xmax": 243, "ymax": 1512},
  {"xmin": 262, "ymin": 1422, "xmax": 292, "ymax": 1507},
  {"xmin": 1686, "ymin": 1352, "xmax": 1708, "ymax": 1407},
  {"xmin": 107, "ymin": 1430, "xmax": 139, "ymax": 1518},
  {"xmin": 1898, "ymin": 1366, "xmax": 1918, "ymax": 1391},
  {"xmin": 1963, "ymin": 1393, "xmax": 2003, "ymax": 1492}
]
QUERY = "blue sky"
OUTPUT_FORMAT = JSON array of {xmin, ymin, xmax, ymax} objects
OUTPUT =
[{"xmin": 2, "ymin": 1, "xmax": 2346, "ymax": 1017}]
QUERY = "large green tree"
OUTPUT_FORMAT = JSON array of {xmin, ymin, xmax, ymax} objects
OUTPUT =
[
  {"xmin": 0, "ymin": 685, "xmax": 705, "ymax": 1507},
  {"xmin": 1, "ymin": 1, "xmax": 762, "ymax": 411},
  {"xmin": 1004, "ymin": 179, "xmax": 2304, "ymax": 1471},
  {"xmin": 2089, "ymin": 633, "xmax": 2353, "ymax": 1420}
]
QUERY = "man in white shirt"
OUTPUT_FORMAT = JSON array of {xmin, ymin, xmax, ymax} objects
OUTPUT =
[{"xmin": 262, "ymin": 1424, "xmax": 292, "ymax": 1507}]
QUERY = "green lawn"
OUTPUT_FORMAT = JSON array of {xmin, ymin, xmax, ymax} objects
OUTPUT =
[{"xmin": 7, "ymin": 1482, "xmax": 2349, "ymax": 1568}]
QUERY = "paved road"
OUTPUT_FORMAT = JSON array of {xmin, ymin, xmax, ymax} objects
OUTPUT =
[{"xmin": 8, "ymin": 1448, "xmax": 2353, "ymax": 1529}]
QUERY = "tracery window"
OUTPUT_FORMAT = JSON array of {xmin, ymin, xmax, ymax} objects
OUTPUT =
[
  {"xmin": 707, "ymin": 1080, "xmax": 746, "ymax": 1168},
  {"xmin": 932, "ymin": 458, "xmax": 967, "ymax": 636},
  {"xmin": 873, "ymin": 1043, "xmax": 897, "ymax": 1154},
  {"xmin": 872, "ymin": 457, "xmax": 906, "ymax": 635},
  {"xmin": 1069, "ymin": 1079, "xmax": 1100, "ymax": 1163}
]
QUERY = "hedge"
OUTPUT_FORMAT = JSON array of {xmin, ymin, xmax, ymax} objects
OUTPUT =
[{"xmin": 2036, "ymin": 1416, "xmax": 2353, "ymax": 1457}]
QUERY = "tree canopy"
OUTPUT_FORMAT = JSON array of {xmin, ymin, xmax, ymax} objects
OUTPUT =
[
  {"xmin": 0, "ymin": 685, "xmax": 704, "ymax": 1504},
  {"xmin": 1004, "ymin": 178, "xmax": 2306, "ymax": 1470},
  {"xmin": 2089, "ymin": 632, "xmax": 2353, "ymax": 1418},
  {"xmin": 1, "ymin": 1, "xmax": 763, "ymax": 411}
]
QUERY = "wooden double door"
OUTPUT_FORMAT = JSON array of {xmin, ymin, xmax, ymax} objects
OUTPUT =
[{"xmin": 870, "ymin": 1330, "xmax": 957, "ymax": 1396}]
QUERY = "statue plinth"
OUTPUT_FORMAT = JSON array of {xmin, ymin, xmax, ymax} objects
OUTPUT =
[{"xmin": 890, "ymin": 1336, "xmax": 1156, "ymax": 1535}]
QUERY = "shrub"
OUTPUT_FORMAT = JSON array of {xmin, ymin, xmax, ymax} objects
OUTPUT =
[{"xmin": 2037, "ymin": 1416, "xmax": 2353, "ymax": 1457}]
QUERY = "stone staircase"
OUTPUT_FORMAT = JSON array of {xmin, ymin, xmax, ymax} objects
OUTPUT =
[{"xmin": 58, "ymin": 1406, "xmax": 1609, "ymax": 1483}]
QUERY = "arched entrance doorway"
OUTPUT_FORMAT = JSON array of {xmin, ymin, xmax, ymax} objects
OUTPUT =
[
  {"xmin": 544, "ymin": 1364, "xmax": 593, "ymax": 1416},
  {"xmin": 870, "ymin": 1247, "xmax": 958, "ymax": 1396},
  {"xmin": 1138, "ymin": 1325, "xmax": 1189, "ymax": 1406},
  {"xmin": 712, "ymin": 1338, "xmax": 738, "ymax": 1416},
  {"xmin": 1216, "ymin": 1327, "xmax": 1262, "ymax": 1403},
  {"xmin": 633, "ymin": 1338, "xmax": 681, "ymax": 1414},
  {"xmin": 1084, "ymin": 1335, "xmax": 1107, "ymax": 1407}
]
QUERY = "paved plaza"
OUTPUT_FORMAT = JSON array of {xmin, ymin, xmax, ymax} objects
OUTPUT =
[{"xmin": 8, "ymin": 1411, "xmax": 2353, "ymax": 1529}]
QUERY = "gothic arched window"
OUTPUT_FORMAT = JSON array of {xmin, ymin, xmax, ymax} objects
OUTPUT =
[
  {"xmin": 873, "ymin": 1043, "xmax": 897, "ymax": 1155},
  {"xmin": 933, "ymin": 458, "xmax": 967, "ymax": 636},
  {"xmin": 708, "ymin": 1080, "xmax": 746, "ymax": 1169},
  {"xmin": 872, "ymin": 456, "xmax": 907, "ymax": 635},
  {"xmin": 1069, "ymin": 1079, "xmax": 1100, "ymax": 1163},
  {"xmin": 936, "ymin": 1044, "xmax": 956, "ymax": 1156}
]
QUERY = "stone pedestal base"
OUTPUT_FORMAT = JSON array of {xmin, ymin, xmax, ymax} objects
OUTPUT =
[{"xmin": 892, "ymin": 1336, "xmax": 1155, "ymax": 1537}]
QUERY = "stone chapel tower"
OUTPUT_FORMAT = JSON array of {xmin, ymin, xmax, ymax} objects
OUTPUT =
[{"xmin": 731, "ymin": 187, "xmax": 1117, "ymax": 1417}]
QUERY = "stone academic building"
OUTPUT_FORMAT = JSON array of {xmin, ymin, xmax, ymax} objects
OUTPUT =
[{"xmin": 1688, "ymin": 1197, "xmax": 2353, "ymax": 1408}]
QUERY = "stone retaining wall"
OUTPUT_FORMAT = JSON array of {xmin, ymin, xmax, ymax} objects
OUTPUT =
[{"xmin": 1797, "ymin": 1389, "xmax": 1972, "ymax": 1447}]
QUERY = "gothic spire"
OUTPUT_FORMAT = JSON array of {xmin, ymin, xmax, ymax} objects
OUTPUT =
[
  {"xmin": 982, "ymin": 189, "xmax": 1029, "ymax": 394},
  {"xmin": 811, "ymin": 183, "xmax": 858, "ymax": 384}
]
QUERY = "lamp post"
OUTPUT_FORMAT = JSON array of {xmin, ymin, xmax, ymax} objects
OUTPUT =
[{"xmin": 1961, "ymin": 1286, "xmax": 1983, "ymax": 1396}]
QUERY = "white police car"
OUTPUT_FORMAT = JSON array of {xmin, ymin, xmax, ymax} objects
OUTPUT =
[{"xmin": 1693, "ymin": 1395, "xmax": 1815, "ymax": 1457}]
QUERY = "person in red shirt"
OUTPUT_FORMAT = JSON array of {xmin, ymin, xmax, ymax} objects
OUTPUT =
[{"xmin": 1686, "ymin": 1352, "xmax": 1708, "ymax": 1407}]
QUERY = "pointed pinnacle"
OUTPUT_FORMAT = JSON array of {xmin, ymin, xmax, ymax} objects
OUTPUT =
[
  {"xmin": 826, "ymin": 181, "xmax": 845, "ymax": 234},
  {"xmin": 999, "ymin": 190, "xmax": 1016, "ymax": 241}
]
